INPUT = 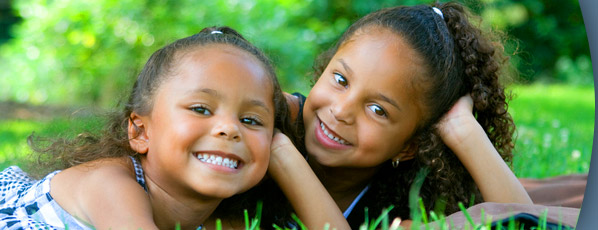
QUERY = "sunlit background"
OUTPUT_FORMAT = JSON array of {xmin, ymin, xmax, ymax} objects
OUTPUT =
[{"xmin": 0, "ymin": 0, "xmax": 594, "ymax": 178}]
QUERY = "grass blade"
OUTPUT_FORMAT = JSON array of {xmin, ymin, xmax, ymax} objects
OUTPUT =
[
  {"xmin": 458, "ymin": 202, "xmax": 475, "ymax": 228},
  {"xmin": 291, "ymin": 213, "xmax": 308, "ymax": 230},
  {"xmin": 216, "ymin": 219, "xmax": 222, "ymax": 230},
  {"xmin": 419, "ymin": 198, "xmax": 428, "ymax": 224},
  {"xmin": 244, "ymin": 209, "xmax": 250, "ymax": 230},
  {"xmin": 369, "ymin": 205, "xmax": 394, "ymax": 230}
]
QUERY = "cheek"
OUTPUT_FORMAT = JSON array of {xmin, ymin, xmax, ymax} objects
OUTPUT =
[
  {"xmin": 244, "ymin": 132, "xmax": 271, "ymax": 186},
  {"xmin": 247, "ymin": 132, "xmax": 272, "ymax": 162},
  {"xmin": 359, "ymin": 125, "xmax": 405, "ymax": 160},
  {"xmin": 170, "ymin": 119, "xmax": 208, "ymax": 143},
  {"xmin": 307, "ymin": 82, "xmax": 330, "ymax": 105},
  {"xmin": 303, "ymin": 82, "xmax": 331, "ymax": 120}
]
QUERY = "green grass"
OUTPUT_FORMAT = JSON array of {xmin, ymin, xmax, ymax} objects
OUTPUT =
[
  {"xmin": 0, "ymin": 84, "xmax": 594, "ymax": 178},
  {"xmin": 221, "ymin": 169, "xmax": 575, "ymax": 230},
  {"xmin": 509, "ymin": 84, "xmax": 594, "ymax": 178},
  {"xmin": 0, "ymin": 116, "xmax": 104, "ymax": 170}
]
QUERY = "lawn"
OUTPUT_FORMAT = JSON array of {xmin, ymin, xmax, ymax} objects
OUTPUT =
[
  {"xmin": 0, "ymin": 84, "xmax": 594, "ymax": 178},
  {"xmin": 0, "ymin": 115, "xmax": 104, "ymax": 171},
  {"xmin": 509, "ymin": 84, "xmax": 594, "ymax": 178}
]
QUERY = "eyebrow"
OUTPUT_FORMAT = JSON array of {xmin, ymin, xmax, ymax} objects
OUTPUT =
[
  {"xmin": 337, "ymin": 59, "xmax": 354, "ymax": 76},
  {"xmin": 190, "ymin": 88, "xmax": 219, "ymax": 97},
  {"xmin": 247, "ymin": 99, "xmax": 271, "ymax": 113},
  {"xmin": 188, "ymin": 88, "xmax": 271, "ymax": 113},
  {"xmin": 376, "ymin": 93, "xmax": 401, "ymax": 111}
]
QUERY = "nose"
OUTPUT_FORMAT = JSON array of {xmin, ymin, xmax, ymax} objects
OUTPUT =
[
  {"xmin": 330, "ymin": 95, "xmax": 355, "ymax": 125},
  {"xmin": 211, "ymin": 116, "xmax": 241, "ymax": 142}
]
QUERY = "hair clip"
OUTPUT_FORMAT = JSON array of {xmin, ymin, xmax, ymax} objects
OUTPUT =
[
  {"xmin": 210, "ymin": 30, "xmax": 223, "ymax": 34},
  {"xmin": 432, "ymin": 7, "xmax": 444, "ymax": 20}
]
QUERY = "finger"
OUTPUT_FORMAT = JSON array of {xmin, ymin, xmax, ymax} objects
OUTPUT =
[{"xmin": 271, "ymin": 132, "xmax": 292, "ymax": 150}]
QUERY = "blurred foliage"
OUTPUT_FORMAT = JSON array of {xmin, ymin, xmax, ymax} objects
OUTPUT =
[
  {"xmin": 475, "ymin": 0, "xmax": 593, "ymax": 85},
  {"xmin": 0, "ymin": 0, "xmax": 593, "ymax": 107},
  {"xmin": 0, "ymin": 0, "xmax": 20, "ymax": 44}
]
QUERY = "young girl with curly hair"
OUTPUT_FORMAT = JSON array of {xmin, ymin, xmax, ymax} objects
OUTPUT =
[
  {"xmin": 0, "ymin": 26, "xmax": 297, "ymax": 229},
  {"xmin": 211, "ymin": 2, "xmax": 532, "ymax": 229}
]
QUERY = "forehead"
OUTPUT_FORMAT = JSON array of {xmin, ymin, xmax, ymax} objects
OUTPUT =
[
  {"xmin": 340, "ymin": 26, "xmax": 427, "ymax": 76},
  {"xmin": 176, "ymin": 44, "xmax": 267, "ymax": 76},
  {"xmin": 335, "ymin": 27, "xmax": 427, "ymax": 107},
  {"xmin": 162, "ymin": 44, "xmax": 274, "ymax": 102}
]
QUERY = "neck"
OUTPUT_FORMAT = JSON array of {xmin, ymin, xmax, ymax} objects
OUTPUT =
[
  {"xmin": 307, "ymin": 156, "xmax": 380, "ymax": 211},
  {"xmin": 143, "ymin": 170, "xmax": 221, "ymax": 229},
  {"xmin": 146, "ymin": 177, "xmax": 221, "ymax": 229}
]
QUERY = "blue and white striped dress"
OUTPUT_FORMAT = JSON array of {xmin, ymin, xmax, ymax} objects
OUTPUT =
[{"xmin": 0, "ymin": 157, "xmax": 147, "ymax": 230}]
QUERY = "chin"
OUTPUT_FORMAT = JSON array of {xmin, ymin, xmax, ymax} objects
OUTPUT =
[
  {"xmin": 308, "ymin": 151, "xmax": 336, "ymax": 167},
  {"xmin": 198, "ymin": 186, "xmax": 241, "ymax": 199}
]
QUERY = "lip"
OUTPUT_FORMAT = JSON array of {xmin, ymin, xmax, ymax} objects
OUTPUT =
[
  {"xmin": 193, "ymin": 150, "xmax": 244, "ymax": 173},
  {"xmin": 314, "ymin": 116, "xmax": 352, "ymax": 150}
]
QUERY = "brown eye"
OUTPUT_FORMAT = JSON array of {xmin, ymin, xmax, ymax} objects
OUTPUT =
[
  {"xmin": 334, "ymin": 73, "xmax": 348, "ymax": 88},
  {"xmin": 368, "ymin": 104, "xmax": 387, "ymax": 117}
]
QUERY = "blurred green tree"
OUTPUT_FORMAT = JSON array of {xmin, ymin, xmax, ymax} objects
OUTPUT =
[
  {"xmin": 475, "ymin": 0, "xmax": 592, "ymax": 84},
  {"xmin": 0, "ymin": 0, "xmax": 20, "ymax": 45},
  {"xmin": 0, "ymin": 0, "xmax": 342, "ymax": 106},
  {"xmin": 0, "ymin": 0, "xmax": 592, "ymax": 107}
]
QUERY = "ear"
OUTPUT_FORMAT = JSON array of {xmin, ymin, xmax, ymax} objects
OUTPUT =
[
  {"xmin": 392, "ymin": 140, "xmax": 418, "ymax": 162},
  {"xmin": 128, "ymin": 112, "xmax": 149, "ymax": 154}
]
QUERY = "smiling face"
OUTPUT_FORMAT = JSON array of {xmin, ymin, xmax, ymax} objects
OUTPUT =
[
  {"xmin": 303, "ymin": 27, "xmax": 427, "ymax": 168},
  {"xmin": 132, "ymin": 44, "xmax": 274, "ymax": 200}
]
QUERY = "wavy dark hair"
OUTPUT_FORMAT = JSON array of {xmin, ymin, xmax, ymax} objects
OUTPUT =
[
  {"xmin": 27, "ymin": 26, "xmax": 295, "ymax": 179},
  {"xmin": 309, "ymin": 2, "xmax": 516, "ymax": 226}
]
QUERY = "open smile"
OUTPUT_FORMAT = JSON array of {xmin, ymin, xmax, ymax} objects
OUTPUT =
[
  {"xmin": 320, "ymin": 121, "xmax": 350, "ymax": 145},
  {"xmin": 315, "ymin": 117, "xmax": 352, "ymax": 150},
  {"xmin": 194, "ymin": 151, "xmax": 243, "ymax": 170}
]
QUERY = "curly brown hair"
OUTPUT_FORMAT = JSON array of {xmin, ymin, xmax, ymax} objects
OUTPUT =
[
  {"xmin": 27, "ymin": 26, "xmax": 295, "ymax": 179},
  {"xmin": 310, "ymin": 2, "xmax": 516, "ymax": 225}
]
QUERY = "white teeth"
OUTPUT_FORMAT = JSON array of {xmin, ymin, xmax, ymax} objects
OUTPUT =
[
  {"xmin": 320, "ymin": 122, "xmax": 348, "ymax": 145},
  {"xmin": 197, "ymin": 154, "xmax": 239, "ymax": 169}
]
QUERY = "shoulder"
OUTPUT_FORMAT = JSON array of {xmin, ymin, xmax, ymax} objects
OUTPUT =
[
  {"xmin": 284, "ymin": 92, "xmax": 300, "ymax": 122},
  {"xmin": 285, "ymin": 92, "xmax": 306, "ymax": 123},
  {"xmin": 55, "ymin": 157, "xmax": 136, "ymax": 185},
  {"xmin": 51, "ymin": 156, "xmax": 138, "ymax": 195},
  {"xmin": 50, "ymin": 157, "xmax": 146, "ymax": 224},
  {"xmin": 60, "ymin": 157, "xmax": 140, "ymax": 197}
]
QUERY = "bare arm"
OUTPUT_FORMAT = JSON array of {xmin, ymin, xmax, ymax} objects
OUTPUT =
[
  {"xmin": 268, "ymin": 132, "xmax": 350, "ymax": 230},
  {"xmin": 437, "ymin": 95, "xmax": 532, "ymax": 204},
  {"xmin": 52, "ymin": 158, "xmax": 158, "ymax": 230},
  {"xmin": 83, "ymin": 167, "xmax": 158, "ymax": 229}
]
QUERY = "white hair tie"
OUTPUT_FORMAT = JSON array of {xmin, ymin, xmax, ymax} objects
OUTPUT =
[
  {"xmin": 432, "ymin": 7, "xmax": 444, "ymax": 20},
  {"xmin": 210, "ymin": 30, "xmax": 223, "ymax": 34}
]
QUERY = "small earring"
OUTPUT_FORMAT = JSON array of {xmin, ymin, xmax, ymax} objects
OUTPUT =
[{"xmin": 392, "ymin": 158, "xmax": 400, "ymax": 168}]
